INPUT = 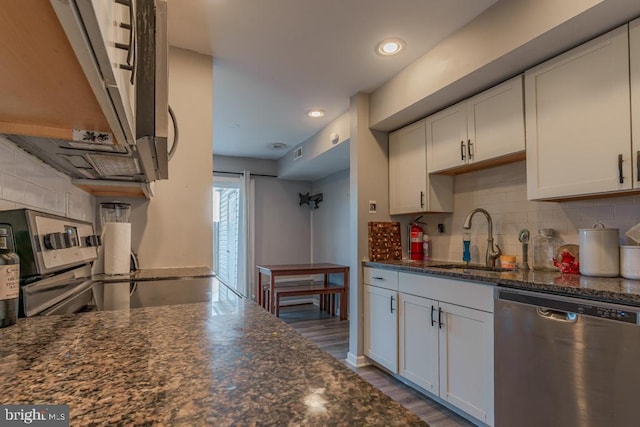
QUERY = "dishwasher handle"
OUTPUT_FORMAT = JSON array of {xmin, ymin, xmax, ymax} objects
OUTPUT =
[
  {"xmin": 537, "ymin": 308, "xmax": 577, "ymax": 323},
  {"xmin": 497, "ymin": 289, "xmax": 640, "ymax": 325}
]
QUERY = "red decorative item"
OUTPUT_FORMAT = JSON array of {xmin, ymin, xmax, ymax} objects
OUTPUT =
[{"xmin": 553, "ymin": 249, "xmax": 580, "ymax": 274}]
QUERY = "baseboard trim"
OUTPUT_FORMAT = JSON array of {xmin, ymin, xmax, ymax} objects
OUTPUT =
[{"xmin": 346, "ymin": 353, "xmax": 370, "ymax": 368}]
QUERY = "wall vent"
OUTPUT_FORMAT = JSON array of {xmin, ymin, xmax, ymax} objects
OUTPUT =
[{"xmin": 293, "ymin": 147, "xmax": 303, "ymax": 160}]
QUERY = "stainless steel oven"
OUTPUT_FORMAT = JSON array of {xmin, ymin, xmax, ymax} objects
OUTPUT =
[{"xmin": 0, "ymin": 209, "xmax": 100, "ymax": 317}]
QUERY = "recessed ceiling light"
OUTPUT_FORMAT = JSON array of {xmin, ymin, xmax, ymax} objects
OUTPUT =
[
  {"xmin": 375, "ymin": 38, "xmax": 406, "ymax": 56},
  {"xmin": 307, "ymin": 109, "xmax": 325, "ymax": 118},
  {"xmin": 271, "ymin": 142, "xmax": 288, "ymax": 149}
]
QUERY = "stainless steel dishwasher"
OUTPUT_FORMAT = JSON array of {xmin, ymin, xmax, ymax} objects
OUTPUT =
[{"xmin": 495, "ymin": 288, "xmax": 640, "ymax": 427}]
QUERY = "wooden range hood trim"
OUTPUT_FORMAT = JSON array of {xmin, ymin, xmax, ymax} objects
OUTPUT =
[{"xmin": 72, "ymin": 179, "xmax": 153, "ymax": 200}]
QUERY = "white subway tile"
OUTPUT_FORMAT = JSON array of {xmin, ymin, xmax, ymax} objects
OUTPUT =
[
  {"xmin": 0, "ymin": 142, "xmax": 16, "ymax": 174},
  {"xmin": 24, "ymin": 183, "xmax": 44, "ymax": 209},
  {"xmin": 2, "ymin": 174, "xmax": 25, "ymax": 204}
]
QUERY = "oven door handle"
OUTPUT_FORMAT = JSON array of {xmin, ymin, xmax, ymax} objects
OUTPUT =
[{"xmin": 24, "ymin": 279, "xmax": 94, "ymax": 317}]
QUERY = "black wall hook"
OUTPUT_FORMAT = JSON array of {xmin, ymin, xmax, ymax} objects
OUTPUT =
[{"xmin": 299, "ymin": 192, "xmax": 323, "ymax": 210}]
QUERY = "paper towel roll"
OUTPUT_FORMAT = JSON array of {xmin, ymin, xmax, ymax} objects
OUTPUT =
[{"xmin": 103, "ymin": 222, "xmax": 131, "ymax": 275}]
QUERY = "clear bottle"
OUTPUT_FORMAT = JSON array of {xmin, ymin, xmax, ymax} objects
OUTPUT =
[
  {"xmin": 422, "ymin": 235, "xmax": 431, "ymax": 261},
  {"xmin": 532, "ymin": 229, "xmax": 557, "ymax": 270},
  {"xmin": 0, "ymin": 225, "xmax": 20, "ymax": 328}
]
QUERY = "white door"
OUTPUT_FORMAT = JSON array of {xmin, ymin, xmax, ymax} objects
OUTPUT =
[
  {"xmin": 389, "ymin": 119, "xmax": 427, "ymax": 215},
  {"xmin": 426, "ymin": 102, "xmax": 467, "ymax": 173},
  {"xmin": 398, "ymin": 293, "xmax": 439, "ymax": 394},
  {"xmin": 214, "ymin": 187, "xmax": 239, "ymax": 290},
  {"xmin": 213, "ymin": 174, "xmax": 254, "ymax": 298},
  {"xmin": 438, "ymin": 302, "xmax": 494, "ymax": 425},
  {"xmin": 525, "ymin": 25, "xmax": 631, "ymax": 199},
  {"xmin": 467, "ymin": 75, "xmax": 525, "ymax": 163},
  {"xmin": 363, "ymin": 284, "xmax": 398, "ymax": 373}
]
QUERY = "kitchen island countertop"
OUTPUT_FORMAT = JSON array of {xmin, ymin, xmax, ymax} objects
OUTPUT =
[
  {"xmin": 364, "ymin": 259, "xmax": 640, "ymax": 306},
  {"xmin": 0, "ymin": 290, "xmax": 425, "ymax": 426}
]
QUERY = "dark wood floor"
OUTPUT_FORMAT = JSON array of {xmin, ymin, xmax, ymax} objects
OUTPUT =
[{"xmin": 279, "ymin": 303, "xmax": 475, "ymax": 427}]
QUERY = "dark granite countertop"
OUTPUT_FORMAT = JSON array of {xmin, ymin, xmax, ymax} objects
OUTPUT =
[
  {"xmin": 364, "ymin": 259, "xmax": 640, "ymax": 307},
  {"xmin": 0, "ymin": 293, "xmax": 425, "ymax": 426},
  {"xmin": 93, "ymin": 266, "xmax": 215, "ymax": 283}
]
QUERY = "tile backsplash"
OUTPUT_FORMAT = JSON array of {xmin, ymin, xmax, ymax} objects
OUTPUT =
[
  {"xmin": 401, "ymin": 160, "xmax": 640, "ymax": 266},
  {"xmin": 0, "ymin": 136, "xmax": 95, "ymax": 221}
]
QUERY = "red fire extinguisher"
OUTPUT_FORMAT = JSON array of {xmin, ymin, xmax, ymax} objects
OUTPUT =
[{"xmin": 409, "ymin": 217, "xmax": 424, "ymax": 261}]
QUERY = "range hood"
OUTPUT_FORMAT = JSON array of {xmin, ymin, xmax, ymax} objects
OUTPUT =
[{"xmin": 3, "ymin": 0, "xmax": 170, "ymax": 188}]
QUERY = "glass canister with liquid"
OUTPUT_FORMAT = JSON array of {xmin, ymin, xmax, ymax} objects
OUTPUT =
[{"xmin": 532, "ymin": 229, "xmax": 557, "ymax": 270}]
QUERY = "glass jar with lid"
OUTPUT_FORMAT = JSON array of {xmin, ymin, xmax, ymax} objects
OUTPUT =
[{"xmin": 532, "ymin": 229, "xmax": 557, "ymax": 270}]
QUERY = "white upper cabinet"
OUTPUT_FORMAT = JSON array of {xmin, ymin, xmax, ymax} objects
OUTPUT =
[
  {"xmin": 631, "ymin": 18, "xmax": 640, "ymax": 188},
  {"xmin": 427, "ymin": 75, "xmax": 525, "ymax": 174},
  {"xmin": 525, "ymin": 25, "xmax": 631, "ymax": 200},
  {"xmin": 389, "ymin": 120, "xmax": 428, "ymax": 214},
  {"xmin": 389, "ymin": 120, "xmax": 453, "ymax": 215}
]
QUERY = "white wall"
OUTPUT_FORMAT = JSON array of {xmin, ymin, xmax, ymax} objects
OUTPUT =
[
  {"xmin": 392, "ymin": 161, "xmax": 640, "ymax": 266},
  {"xmin": 253, "ymin": 176, "xmax": 311, "ymax": 267},
  {"xmin": 0, "ymin": 136, "xmax": 95, "ymax": 221},
  {"xmin": 311, "ymin": 169, "xmax": 350, "ymax": 279},
  {"xmin": 348, "ymin": 93, "xmax": 392, "ymax": 366},
  {"xmin": 370, "ymin": 0, "xmax": 640, "ymax": 131},
  {"xmin": 214, "ymin": 155, "xmax": 278, "ymax": 177},
  {"xmin": 122, "ymin": 47, "xmax": 213, "ymax": 269}
]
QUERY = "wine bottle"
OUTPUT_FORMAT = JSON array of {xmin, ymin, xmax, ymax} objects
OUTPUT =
[{"xmin": 0, "ymin": 225, "xmax": 20, "ymax": 328}]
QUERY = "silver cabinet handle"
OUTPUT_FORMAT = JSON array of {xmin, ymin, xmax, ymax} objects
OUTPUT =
[
  {"xmin": 460, "ymin": 140, "xmax": 466, "ymax": 161},
  {"xmin": 390, "ymin": 295, "xmax": 395, "ymax": 314},
  {"xmin": 371, "ymin": 276, "xmax": 384, "ymax": 280},
  {"xmin": 618, "ymin": 154, "xmax": 624, "ymax": 184},
  {"xmin": 116, "ymin": 0, "xmax": 136, "ymax": 84}
]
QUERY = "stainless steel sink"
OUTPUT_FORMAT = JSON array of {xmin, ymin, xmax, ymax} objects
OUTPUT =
[{"xmin": 429, "ymin": 264, "xmax": 513, "ymax": 273}]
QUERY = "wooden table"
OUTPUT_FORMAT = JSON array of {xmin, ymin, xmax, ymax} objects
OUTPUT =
[{"xmin": 256, "ymin": 263, "xmax": 349, "ymax": 320}]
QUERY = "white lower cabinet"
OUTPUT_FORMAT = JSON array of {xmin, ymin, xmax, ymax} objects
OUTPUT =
[
  {"xmin": 398, "ymin": 293, "xmax": 439, "ymax": 393},
  {"xmin": 438, "ymin": 302, "xmax": 493, "ymax": 424},
  {"xmin": 363, "ymin": 268, "xmax": 495, "ymax": 425},
  {"xmin": 363, "ymin": 283, "xmax": 398, "ymax": 374},
  {"xmin": 397, "ymin": 273, "xmax": 494, "ymax": 426}
]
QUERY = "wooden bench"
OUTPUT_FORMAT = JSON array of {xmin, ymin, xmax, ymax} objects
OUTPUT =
[{"xmin": 272, "ymin": 281, "xmax": 347, "ymax": 319}]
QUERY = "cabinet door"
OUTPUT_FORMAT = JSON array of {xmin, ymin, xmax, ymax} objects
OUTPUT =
[
  {"xmin": 630, "ymin": 18, "xmax": 640, "ymax": 188},
  {"xmin": 426, "ymin": 102, "xmax": 467, "ymax": 173},
  {"xmin": 78, "ymin": 0, "xmax": 136, "ymax": 143},
  {"xmin": 525, "ymin": 25, "xmax": 631, "ymax": 200},
  {"xmin": 398, "ymin": 293, "xmax": 439, "ymax": 394},
  {"xmin": 467, "ymin": 75, "xmax": 525, "ymax": 164},
  {"xmin": 389, "ymin": 120, "xmax": 427, "ymax": 215},
  {"xmin": 363, "ymin": 285, "xmax": 398, "ymax": 373},
  {"xmin": 439, "ymin": 302, "xmax": 493, "ymax": 425}
]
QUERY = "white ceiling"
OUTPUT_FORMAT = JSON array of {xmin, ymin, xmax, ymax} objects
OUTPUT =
[{"xmin": 167, "ymin": 0, "xmax": 498, "ymax": 160}]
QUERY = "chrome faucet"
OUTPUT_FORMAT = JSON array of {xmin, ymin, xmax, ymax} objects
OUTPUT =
[{"xmin": 462, "ymin": 208, "xmax": 502, "ymax": 267}]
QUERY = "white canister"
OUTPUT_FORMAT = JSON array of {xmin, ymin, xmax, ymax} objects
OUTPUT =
[
  {"xmin": 579, "ymin": 224, "xmax": 620, "ymax": 277},
  {"xmin": 620, "ymin": 246, "xmax": 640, "ymax": 280}
]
